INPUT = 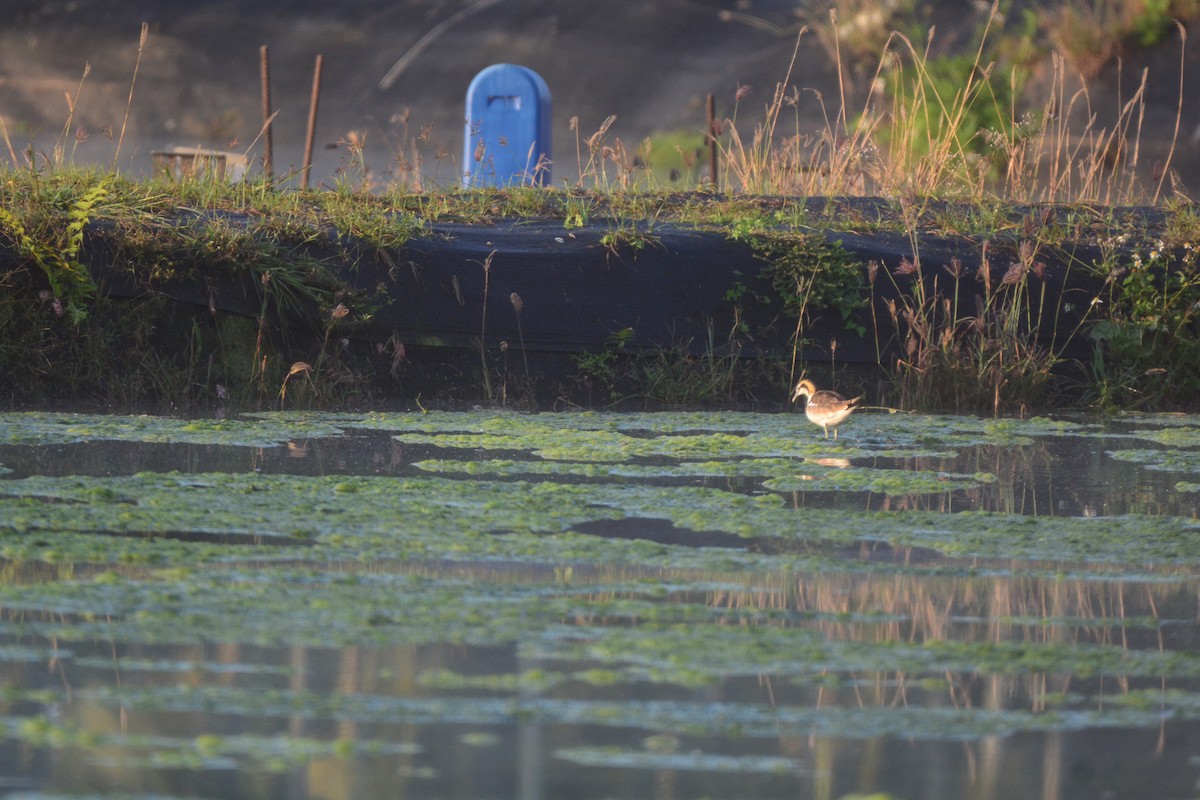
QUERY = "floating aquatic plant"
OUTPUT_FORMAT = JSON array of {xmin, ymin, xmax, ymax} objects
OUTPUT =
[{"xmin": 0, "ymin": 408, "xmax": 1198, "ymax": 797}]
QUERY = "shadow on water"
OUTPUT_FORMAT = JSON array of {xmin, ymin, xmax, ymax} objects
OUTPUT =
[
  {"xmin": 568, "ymin": 517, "xmax": 950, "ymax": 566},
  {"xmin": 1, "ymin": 411, "xmax": 1200, "ymax": 798}
]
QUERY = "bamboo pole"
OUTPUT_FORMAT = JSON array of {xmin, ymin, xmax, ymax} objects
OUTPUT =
[
  {"xmin": 301, "ymin": 54, "xmax": 323, "ymax": 189},
  {"xmin": 707, "ymin": 92, "xmax": 718, "ymax": 191},
  {"xmin": 259, "ymin": 45, "xmax": 274, "ymax": 181}
]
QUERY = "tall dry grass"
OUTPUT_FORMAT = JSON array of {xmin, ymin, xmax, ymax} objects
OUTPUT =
[
  {"xmin": 711, "ymin": 1, "xmax": 1187, "ymax": 207},
  {"xmin": 700, "ymin": 1, "xmax": 1193, "ymax": 412}
]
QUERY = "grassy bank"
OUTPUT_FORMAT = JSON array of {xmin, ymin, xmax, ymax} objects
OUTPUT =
[
  {"xmin": 0, "ymin": 170, "xmax": 1197, "ymax": 415},
  {"xmin": 1, "ymin": 1, "xmax": 1199, "ymax": 414}
]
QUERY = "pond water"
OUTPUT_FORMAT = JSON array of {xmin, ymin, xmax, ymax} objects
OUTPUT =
[{"xmin": 1, "ymin": 409, "xmax": 1200, "ymax": 800}]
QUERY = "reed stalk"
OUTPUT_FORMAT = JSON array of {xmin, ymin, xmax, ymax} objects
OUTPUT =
[
  {"xmin": 112, "ymin": 22, "xmax": 148, "ymax": 172},
  {"xmin": 477, "ymin": 249, "xmax": 496, "ymax": 401}
]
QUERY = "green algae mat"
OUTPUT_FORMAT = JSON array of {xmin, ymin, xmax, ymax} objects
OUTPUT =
[{"xmin": 2, "ymin": 408, "xmax": 1200, "ymax": 799}]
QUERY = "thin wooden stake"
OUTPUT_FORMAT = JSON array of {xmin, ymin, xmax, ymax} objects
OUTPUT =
[
  {"xmin": 707, "ymin": 92, "xmax": 718, "ymax": 191},
  {"xmin": 260, "ymin": 45, "xmax": 274, "ymax": 181},
  {"xmin": 301, "ymin": 53, "xmax": 323, "ymax": 190}
]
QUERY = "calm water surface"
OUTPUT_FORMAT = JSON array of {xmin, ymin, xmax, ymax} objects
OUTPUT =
[{"xmin": 0, "ymin": 409, "xmax": 1199, "ymax": 800}]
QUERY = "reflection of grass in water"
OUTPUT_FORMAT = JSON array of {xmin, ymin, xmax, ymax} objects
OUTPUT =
[
  {"xmin": 2, "ymin": 409, "xmax": 1200, "ymax": 786},
  {"xmin": 7, "ymin": 674, "xmax": 1189, "ymax": 742},
  {"xmin": 3, "ymin": 533, "xmax": 1200, "ymax": 779}
]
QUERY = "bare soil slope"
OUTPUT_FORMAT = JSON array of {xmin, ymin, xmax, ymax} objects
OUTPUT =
[{"xmin": 3, "ymin": 0, "xmax": 1199, "ymax": 192}]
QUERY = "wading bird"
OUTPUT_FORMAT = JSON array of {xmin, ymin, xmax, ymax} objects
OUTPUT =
[{"xmin": 791, "ymin": 379, "xmax": 863, "ymax": 439}]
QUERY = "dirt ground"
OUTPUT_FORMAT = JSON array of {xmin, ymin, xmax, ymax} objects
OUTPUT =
[{"xmin": 3, "ymin": 0, "xmax": 1199, "ymax": 194}]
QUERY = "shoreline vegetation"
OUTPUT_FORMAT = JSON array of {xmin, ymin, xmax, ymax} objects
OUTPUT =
[{"xmin": 2, "ymin": 1, "xmax": 1200, "ymax": 415}]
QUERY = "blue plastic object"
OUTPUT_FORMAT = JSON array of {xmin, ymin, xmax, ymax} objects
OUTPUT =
[{"xmin": 463, "ymin": 64, "xmax": 551, "ymax": 187}]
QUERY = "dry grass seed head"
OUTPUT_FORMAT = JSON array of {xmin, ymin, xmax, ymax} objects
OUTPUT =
[{"xmin": 1001, "ymin": 261, "xmax": 1028, "ymax": 286}]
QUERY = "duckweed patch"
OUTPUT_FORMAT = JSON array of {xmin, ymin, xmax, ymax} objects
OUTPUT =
[
  {"xmin": 1, "ymin": 714, "xmax": 418, "ymax": 772},
  {"xmin": 1, "ymin": 470, "xmax": 1199, "ymax": 566},
  {"xmin": 1125, "ymin": 427, "xmax": 1200, "ymax": 448},
  {"xmin": 375, "ymin": 410, "xmax": 1093, "ymax": 461},
  {"xmin": 1109, "ymin": 448, "xmax": 1200, "ymax": 473},
  {"xmin": 413, "ymin": 456, "xmax": 994, "ymax": 495},
  {"xmin": 3, "ymin": 409, "xmax": 1200, "ymax": 797},
  {"xmin": 0, "ymin": 411, "xmax": 348, "ymax": 447}
]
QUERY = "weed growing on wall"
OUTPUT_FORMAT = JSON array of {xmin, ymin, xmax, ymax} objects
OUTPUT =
[
  {"xmin": 0, "ymin": 177, "xmax": 109, "ymax": 324},
  {"xmin": 1089, "ymin": 235, "xmax": 1200, "ymax": 409}
]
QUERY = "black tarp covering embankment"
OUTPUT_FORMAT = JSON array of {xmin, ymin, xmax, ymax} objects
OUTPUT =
[
  {"xmin": 363, "ymin": 220, "xmax": 1115, "ymax": 366},
  {"xmin": 60, "ymin": 199, "xmax": 1175, "ymax": 368}
]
